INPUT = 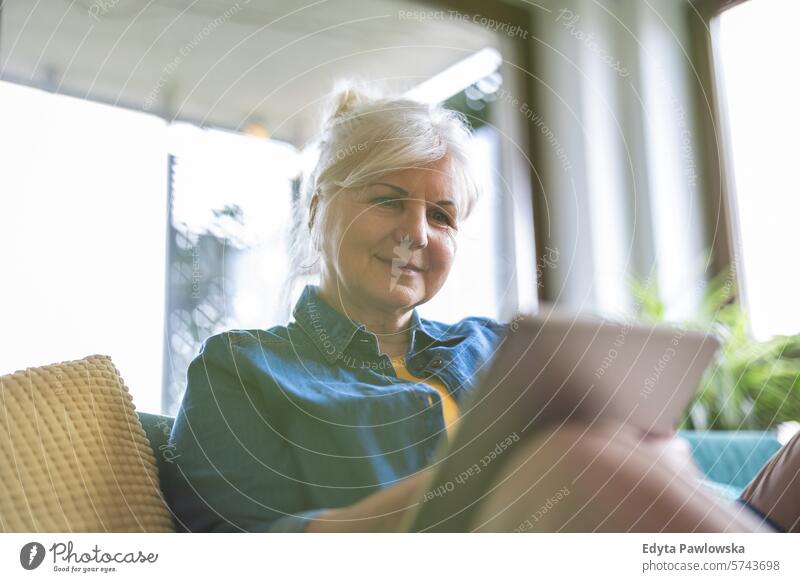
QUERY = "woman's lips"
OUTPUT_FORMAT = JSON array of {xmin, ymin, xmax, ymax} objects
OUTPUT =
[{"xmin": 375, "ymin": 256, "xmax": 424, "ymax": 272}]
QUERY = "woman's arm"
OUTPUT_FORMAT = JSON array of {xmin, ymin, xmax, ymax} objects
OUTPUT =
[
  {"xmin": 305, "ymin": 432, "xmax": 700, "ymax": 532},
  {"xmin": 167, "ymin": 332, "xmax": 317, "ymax": 533},
  {"xmin": 306, "ymin": 467, "xmax": 435, "ymax": 532}
]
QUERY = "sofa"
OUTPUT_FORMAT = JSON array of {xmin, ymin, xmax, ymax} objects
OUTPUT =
[{"xmin": 0, "ymin": 354, "xmax": 785, "ymax": 532}]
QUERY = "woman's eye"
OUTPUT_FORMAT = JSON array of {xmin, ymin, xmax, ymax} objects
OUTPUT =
[
  {"xmin": 430, "ymin": 209, "xmax": 454, "ymax": 226},
  {"xmin": 372, "ymin": 197, "xmax": 402, "ymax": 208}
]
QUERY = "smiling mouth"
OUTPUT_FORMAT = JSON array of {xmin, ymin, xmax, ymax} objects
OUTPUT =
[{"xmin": 375, "ymin": 256, "xmax": 424, "ymax": 272}]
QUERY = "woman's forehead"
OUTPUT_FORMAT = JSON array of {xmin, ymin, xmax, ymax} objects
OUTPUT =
[{"xmin": 368, "ymin": 159, "xmax": 462, "ymax": 202}]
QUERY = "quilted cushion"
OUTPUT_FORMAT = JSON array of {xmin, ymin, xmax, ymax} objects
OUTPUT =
[{"xmin": 0, "ymin": 355, "xmax": 174, "ymax": 532}]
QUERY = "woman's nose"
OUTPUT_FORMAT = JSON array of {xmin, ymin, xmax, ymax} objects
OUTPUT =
[{"xmin": 394, "ymin": 203, "xmax": 428, "ymax": 248}]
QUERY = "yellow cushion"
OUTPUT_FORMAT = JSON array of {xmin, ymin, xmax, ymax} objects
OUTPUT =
[{"xmin": 0, "ymin": 355, "xmax": 174, "ymax": 532}]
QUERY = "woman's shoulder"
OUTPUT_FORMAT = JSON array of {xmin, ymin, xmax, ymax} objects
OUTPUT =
[
  {"xmin": 184, "ymin": 324, "xmax": 319, "ymax": 407},
  {"xmin": 188, "ymin": 324, "xmax": 317, "ymax": 381},
  {"xmin": 417, "ymin": 314, "xmax": 511, "ymax": 342},
  {"xmin": 456, "ymin": 315, "xmax": 511, "ymax": 333},
  {"xmin": 422, "ymin": 315, "xmax": 509, "ymax": 335},
  {"xmin": 199, "ymin": 322, "xmax": 312, "ymax": 351}
]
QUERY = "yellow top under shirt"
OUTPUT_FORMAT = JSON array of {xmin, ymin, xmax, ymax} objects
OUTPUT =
[{"xmin": 392, "ymin": 359, "xmax": 460, "ymax": 440}]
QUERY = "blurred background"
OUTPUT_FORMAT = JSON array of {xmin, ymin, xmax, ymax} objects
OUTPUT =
[{"xmin": 0, "ymin": 0, "xmax": 797, "ymax": 429}]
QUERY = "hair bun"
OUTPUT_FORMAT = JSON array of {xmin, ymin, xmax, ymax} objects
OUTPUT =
[{"xmin": 324, "ymin": 81, "xmax": 382, "ymax": 127}]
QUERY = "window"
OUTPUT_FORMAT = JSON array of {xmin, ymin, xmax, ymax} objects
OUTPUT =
[
  {"xmin": 163, "ymin": 122, "xmax": 299, "ymax": 414},
  {"xmin": 0, "ymin": 81, "xmax": 168, "ymax": 412},
  {"xmin": 717, "ymin": 0, "xmax": 800, "ymax": 339}
]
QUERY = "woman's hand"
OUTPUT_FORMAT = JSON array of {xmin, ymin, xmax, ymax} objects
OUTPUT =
[{"xmin": 305, "ymin": 467, "xmax": 436, "ymax": 532}]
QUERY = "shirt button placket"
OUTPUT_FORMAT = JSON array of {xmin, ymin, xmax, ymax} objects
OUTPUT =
[{"xmin": 425, "ymin": 358, "xmax": 444, "ymax": 408}]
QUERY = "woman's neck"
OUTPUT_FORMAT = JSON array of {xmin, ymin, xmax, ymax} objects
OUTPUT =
[{"xmin": 317, "ymin": 283, "xmax": 412, "ymax": 358}]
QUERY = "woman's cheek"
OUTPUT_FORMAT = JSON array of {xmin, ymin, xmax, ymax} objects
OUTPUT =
[{"xmin": 432, "ymin": 231, "xmax": 457, "ymax": 276}]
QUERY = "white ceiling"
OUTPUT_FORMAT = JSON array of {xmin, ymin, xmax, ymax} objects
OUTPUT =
[{"xmin": 0, "ymin": 0, "xmax": 497, "ymax": 145}]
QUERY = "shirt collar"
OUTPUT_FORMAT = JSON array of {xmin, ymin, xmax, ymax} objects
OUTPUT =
[{"xmin": 292, "ymin": 284, "xmax": 467, "ymax": 365}]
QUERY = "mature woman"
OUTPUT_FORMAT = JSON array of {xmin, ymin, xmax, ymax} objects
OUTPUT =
[{"xmin": 166, "ymin": 86, "xmax": 800, "ymax": 533}]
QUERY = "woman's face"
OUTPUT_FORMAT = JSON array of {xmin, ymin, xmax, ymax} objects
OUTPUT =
[{"xmin": 318, "ymin": 156, "xmax": 461, "ymax": 314}]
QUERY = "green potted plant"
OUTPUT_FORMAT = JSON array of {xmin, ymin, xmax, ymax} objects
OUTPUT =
[{"xmin": 630, "ymin": 267, "xmax": 800, "ymax": 430}]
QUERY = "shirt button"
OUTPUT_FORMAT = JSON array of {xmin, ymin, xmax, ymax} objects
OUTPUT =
[
  {"xmin": 427, "ymin": 395, "xmax": 434, "ymax": 406},
  {"xmin": 430, "ymin": 358, "xmax": 444, "ymax": 368}
]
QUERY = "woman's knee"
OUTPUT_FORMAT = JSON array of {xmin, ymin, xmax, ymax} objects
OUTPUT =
[
  {"xmin": 524, "ymin": 418, "xmax": 643, "ymax": 468},
  {"xmin": 474, "ymin": 419, "xmax": 770, "ymax": 532},
  {"xmin": 471, "ymin": 420, "xmax": 642, "ymax": 531}
]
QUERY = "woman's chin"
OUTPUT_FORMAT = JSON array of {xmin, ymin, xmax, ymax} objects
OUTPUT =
[{"xmin": 371, "ymin": 281, "xmax": 425, "ymax": 309}]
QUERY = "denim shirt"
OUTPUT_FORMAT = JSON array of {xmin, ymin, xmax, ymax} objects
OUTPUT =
[{"xmin": 166, "ymin": 284, "xmax": 509, "ymax": 532}]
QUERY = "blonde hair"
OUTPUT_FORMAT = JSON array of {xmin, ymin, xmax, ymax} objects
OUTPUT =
[{"xmin": 282, "ymin": 81, "xmax": 482, "ymax": 317}]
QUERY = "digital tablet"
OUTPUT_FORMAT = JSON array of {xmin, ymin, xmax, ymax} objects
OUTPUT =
[{"xmin": 405, "ymin": 310, "xmax": 721, "ymax": 532}]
